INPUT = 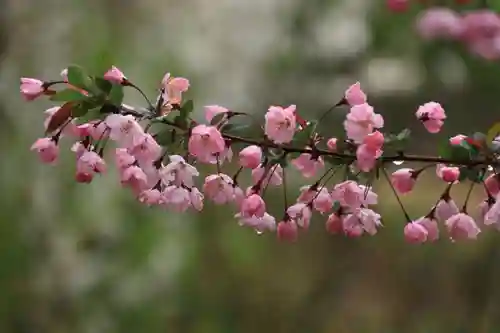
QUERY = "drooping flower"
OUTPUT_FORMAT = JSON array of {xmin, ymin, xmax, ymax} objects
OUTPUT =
[
  {"xmin": 445, "ymin": 213, "xmax": 481, "ymax": 241},
  {"xmin": 103, "ymin": 66, "xmax": 127, "ymax": 84},
  {"xmin": 264, "ymin": 105, "xmax": 297, "ymax": 144},
  {"xmin": 415, "ymin": 102, "xmax": 446, "ymax": 133},
  {"xmin": 239, "ymin": 145, "xmax": 262, "ymax": 169},
  {"xmin": 20, "ymin": 78, "xmax": 45, "ymax": 101},
  {"xmin": 31, "ymin": 137, "xmax": 59, "ymax": 164}
]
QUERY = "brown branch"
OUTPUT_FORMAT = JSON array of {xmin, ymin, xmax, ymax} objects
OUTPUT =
[{"xmin": 120, "ymin": 104, "xmax": 498, "ymax": 168}]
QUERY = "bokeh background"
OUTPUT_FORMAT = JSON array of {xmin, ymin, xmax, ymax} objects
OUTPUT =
[{"xmin": 3, "ymin": 0, "xmax": 500, "ymax": 332}]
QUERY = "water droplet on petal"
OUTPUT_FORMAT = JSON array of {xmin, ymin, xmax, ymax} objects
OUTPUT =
[
  {"xmin": 488, "ymin": 165, "xmax": 494, "ymax": 172},
  {"xmin": 255, "ymin": 229, "xmax": 263, "ymax": 235},
  {"xmin": 393, "ymin": 160, "xmax": 404, "ymax": 165}
]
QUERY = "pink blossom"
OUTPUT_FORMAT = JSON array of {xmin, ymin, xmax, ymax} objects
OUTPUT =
[
  {"xmin": 203, "ymin": 174, "xmax": 235, "ymax": 205},
  {"xmin": 327, "ymin": 138, "xmax": 337, "ymax": 151},
  {"xmin": 160, "ymin": 155, "xmax": 199, "ymax": 188},
  {"xmin": 138, "ymin": 189, "xmax": 162, "ymax": 206},
  {"xmin": 188, "ymin": 125, "xmax": 225, "ymax": 161},
  {"xmin": 287, "ymin": 203, "xmax": 312, "ymax": 229},
  {"xmin": 435, "ymin": 198, "xmax": 460, "ymax": 221},
  {"xmin": 77, "ymin": 151, "xmax": 106, "ymax": 175},
  {"xmin": 139, "ymin": 162, "xmax": 160, "ymax": 189},
  {"xmin": 344, "ymin": 82, "xmax": 367, "ymax": 106},
  {"xmin": 326, "ymin": 213, "xmax": 343, "ymax": 235},
  {"xmin": 239, "ymin": 145, "xmax": 262, "ymax": 169},
  {"xmin": 103, "ymin": 66, "xmax": 127, "ymax": 84},
  {"xmin": 331, "ymin": 181, "xmax": 364, "ymax": 209},
  {"xmin": 483, "ymin": 199, "xmax": 500, "ymax": 229},
  {"xmin": 416, "ymin": 8, "xmax": 464, "ymax": 40},
  {"xmin": 20, "ymin": 78, "xmax": 45, "ymax": 101},
  {"xmin": 89, "ymin": 121, "xmax": 110, "ymax": 141},
  {"xmin": 128, "ymin": 134, "xmax": 162, "ymax": 163},
  {"xmin": 297, "ymin": 185, "xmax": 317, "ymax": 203},
  {"xmin": 75, "ymin": 172, "xmax": 93, "ymax": 184},
  {"xmin": 277, "ymin": 221, "xmax": 298, "ymax": 242},
  {"xmin": 436, "ymin": 164, "xmax": 460, "ymax": 183},
  {"xmin": 161, "ymin": 73, "xmax": 190, "ymax": 105},
  {"xmin": 312, "ymin": 187, "xmax": 334, "ymax": 214},
  {"xmin": 404, "ymin": 222, "xmax": 428, "ymax": 244},
  {"xmin": 461, "ymin": 10, "xmax": 500, "ymax": 60},
  {"xmin": 415, "ymin": 216, "xmax": 439, "ymax": 242},
  {"xmin": 363, "ymin": 131, "xmax": 384, "ymax": 151},
  {"xmin": 204, "ymin": 105, "xmax": 229, "ymax": 123},
  {"xmin": 240, "ymin": 194, "xmax": 266, "ymax": 218},
  {"xmin": 114, "ymin": 148, "xmax": 136, "ymax": 170},
  {"xmin": 359, "ymin": 185, "xmax": 378, "ymax": 206},
  {"xmin": 356, "ymin": 144, "xmax": 382, "ymax": 172},
  {"xmin": 31, "ymin": 138, "xmax": 59, "ymax": 164},
  {"xmin": 391, "ymin": 168, "xmax": 416, "ymax": 194},
  {"xmin": 344, "ymin": 208, "xmax": 382, "ymax": 236},
  {"xmin": 264, "ymin": 105, "xmax": 297, "ymax": 144},
  {"xmin": 484, "ymin": 174, "xmax": 500, "ymax": 196},
  {"xmin": 235, "ymin": 212, "xmax": 276, "ymax": 234},
  {"xmin": 162, "ymin": 186, "xmax": 191, "ymax": 212},
  {"xmin": 252, "ymin": 164, "xmax": 283, "ymax": 187},
  {"xmin": 445, "ymin": 213, "xmax": 481, "ymax": 241},
  {"xmin": 344, "ymin": 103, "xmax": 384, "ymax": 143},
  {"xmin": 190, "ymin": 187, "xmax": 204, "ymax": 211},
  {"xmin": 105, "ymin": 114, "xmax": 145, "ymax": 148},
  {"xmin": 449, "ymin": 134, "xmax": 467, "ymax": 145},
  {"xmin": 415, "ymin": 102, "xmax": 446, "ymax": 133},
  {"xmin": 291, "ymin": 152, "xmax": 324, "ymax": 178}
]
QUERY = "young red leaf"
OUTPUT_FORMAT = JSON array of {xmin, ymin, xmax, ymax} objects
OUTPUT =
[{"xmin": 45, "ymin": 102, "xmax": 74, "ymax": 134}]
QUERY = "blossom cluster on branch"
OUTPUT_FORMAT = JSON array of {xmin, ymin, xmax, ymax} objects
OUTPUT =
[
  {"xmin": 388, "ymin": 0, "xmax": 500, "ymax": 60},
  {"xmin": 20, "ymin": 65, "xmax": 500, "ymax": 243}
]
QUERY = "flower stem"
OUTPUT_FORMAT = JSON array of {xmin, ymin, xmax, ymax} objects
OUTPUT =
[{"xmin": 381, "ymin": 166, "xmax": 411, "ymax": 222}]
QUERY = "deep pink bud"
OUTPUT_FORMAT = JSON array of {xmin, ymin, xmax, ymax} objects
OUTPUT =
[
  {"xmin": 404, "ymin": 222, "xmax": 428, "ymax": 244},
  {"xmin": 277, "ymin": 221, "xmax": 298, "ymax": 242},
  {"xmin": 103, "ymin": 66, "xmax": 127, "ymax": 84},
  {"xmin": 391, "ymin": 168, "xmax": 417, "ymax": 194},
  {"xmin": 239, "ymin": 145, "xmax": 262, "ymax": 169}
]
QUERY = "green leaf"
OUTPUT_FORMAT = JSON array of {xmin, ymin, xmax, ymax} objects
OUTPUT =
[
  {"xmin": 439, "ymin": 142, "xmax": 471, "ymax": 161},
  {"xmin": 180, "ymin": 100, "xmax": 194, "ymax": 119},
  {"xmin": 292, "ymin": 120, "xmax": 317, "ymax": 146},
  {"xmin": 66, "ymin": 65, "xmax": 92, "ymax": 90},
  {"xmin": 94, "ymin": 77, "xmax": 112, "ymax": 94},
  {"xmin": 210, "ymin": 112, "xmax": 227, "ymax": 126},
  {"xmin": 223, "ymin": 123, "xmax": 251, "ymax": 136},
  {"xmin": 488, "ymin": 0, "xmax": 500, "ymax": 12},
  {"xmin": 108, "ymin": 84, "xmax": 124, "ymax": 106},
  {"xmin": 459, "ymin": 166, "xmax": 484, "ymax": 183},
  {"xmin": 154, "ymin": 129, "xmax": 177, "ymax": 146},
  {"xmin": 50, "ymin": 89, "xmax": 87, "ymax": 102},
  {"xmin": 396, "ymin": 128, "xmax": 411, "ymax": 141},
  {"xmin": 71, "ymin": 101, "xmax": 92, "ymax": 118},
  {"xmin": 73, "ymin": 107, "xmax": 107, "ymax": 125},
  {"xmin": 323, "ymin": 155, "xmax": 347, "ymax": 166}
]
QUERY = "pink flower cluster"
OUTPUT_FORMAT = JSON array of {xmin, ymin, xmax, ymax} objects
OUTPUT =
[
  {"xmin": 389, "ymin": 0, "xmax": 500, "ymax": 61},
  {"xmin": 22, "ymin": 66, "xmax": 500, "ymax": 244}
]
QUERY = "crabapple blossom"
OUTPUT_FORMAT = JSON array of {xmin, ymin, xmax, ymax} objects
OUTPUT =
[
  {"xmin": 31, "ymin": 137, "xmax": 59, "ymax": 164},
  {"xmin": 277, "ymin": 220, "xmax": 299, "ymax": 242},
  {"xmin": 103, "ymin": 66, "xmax": 127, "ymax": 84},
  {"xmin": 264, "ymin": 105, "xmax": 297, "ymax": 144},
  {"xmin": 404, "ymin": 222, "xmax": 428, "ymax": 244},
  {"xmin": 205, "ymin": 105, "xmax": 229, "ymax": 123},
  {"xmin": 445, "ymin": 213, "xmax": 481, "ymax": 241},
  {"xmin": 344, "ymin": 103, "xmax": 384, "ymax": 143},
  {"xmin": 188, "ymin": 125, "xmax": 225, "ymax": 162},
  {"xmin": 20, "ymin": 78, "xmax": 45, "ymax": 101},
  {"xmin": 344, "ymin": 82, "xmax": 367, "ymax": 106},
  {"xmin": 391, "ymin": 168, "xmax": 417, "ymax": 194},
  {"xmin": 416, "ymin": 102, "xmax": 446, "ymax": 133},
  {"xmin": 239, "ymin": 145, "xmax": 262, "ymax": 169},
  {"xmin": 291, "ymin": 152, "xmax": 324, "ymax": 178}
]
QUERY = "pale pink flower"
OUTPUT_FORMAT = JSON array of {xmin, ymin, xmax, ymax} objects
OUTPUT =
[
  {"xmin": 72, "ymin": 123, "xmax": 94, "ymax": 138},
  {"xmin": 297, "ymin": 185, "xmax": 317, "ymax": 203},
  {"xmin": 105, "ymin": 114, "xmax": 145, "ymax": 148},
  {"xmin": 435, "ymin": 198, "xmax": 460, "ymax": 221},
  {"xmin": 203, "ymin": 174, "xmax": 235, "ymax": 205},
  {"xmin": 277, "ymin": 221, "xmax": 298, "ymax": 242},
  {"xmin": 327, "ymin": 138, "xmax": 337, "ymax": 151},
  {"xmin": 344, "ymin": 82, "xmax": 367, "ymax": 106},
  {"xmin": 391, "ymin": 168, "xmax": 417, "ymax": 194},
  {"xmin": 162, "ymin": 185, "xmax": 191, "ymax": 212},
  {"xmin": 461, "ymin": 10, "xmax": 500, "ymax": 60},
  {"xmin": 114, "ymin": 148, "xmax": 136, "ymax": 170},
  {"xmin": 326, "ymin": 213, "xmax": 343, "ymax": 235},
  {"xmin": 190, "ymin": 187, "xmax": 204, "ymax": 211},
  {"xmin": 415, "ymin": 102, "xmax": 446, "ymax": 133},
  {"xmin": 139, "ymin": 161, "xmax": 161, "ymax": 189},
  {"xmin": 264, "ymin": 105, "xmax": 297, "ymax": 144},
  {"xmin": 342, "ymin": 215, "xmax": 364, "ymax": 238},
  {"xmin": 356, "ymin": 144, "xmax": 382, "ymax": 172},
  {"xmin": 344, "ymin": 103, "xmax": 384, "ymax": 143},
  {"xmin": 363, "ymin": 131, "xmax": 384, "ymax": 151},
  {"xmin": 31, "ymin": 138, "xmax": 59, "ymax": 164},
  {"xmin": 77, "ymin": 151, "xmax": 106, "ymax": 175},
  {"xmin": 359, "ymin": 185, "xmax": 378, "ymax": 206},
  {"xmin": 161, "ymin": 73, "xmax": 190, "ymax": 105},
  {"xmin": 188, "ymin": 125, "xmax": 225, "ymax": 161},
  {"xmin": 20, "ymin": 78, "xmax": 44, "ymax": 101},
  {"xmin": 416, "ymin": 8, "xmax": 464, "ymax": 40},
  {"xmin": 239, "ymin": 145, "xmax": 262, "ymax": 169},
  {"xmin": 103, "ymin": 66, "xmax": 126, "ymax": 84},
  {"xmin": 240, "ymin": 194, "xmax": 266, "ymax": 218},
  {"xmin": 312, "ymin": 187, "xmax": 334, "ymax": 214},
  {"xmin": 252, "ymin": 164, "xmax": 283, "ymax": 187},
  {"xmin": 484, "ymin": 174, "xmax": 500, "ymax": 196},
  {"xmin": 445, "ymin": 213, "xmax": 481, "ymax": 241},
  {"xmin": 128, "ymin": 134, "xmax": 162, "ymax": 163},
  {"xmin": 483, "ymin": 199, "xmax": 500, "ymax": 229},
  {"xmin": 331, "ymin": 181, "xmax": 364, "ymax": 209},
  {"xmin": 235, "ymin": 212, "xmax": 276, "ymax": 234},
  {"xmin": 160, "ymin": 155, "xmax": 199, "ymax": 188},
  {"xmin": 404, "ymin": 222, "xmax": 428, "ymax": 244},
  {"xmin": 345, "ymin": 208, "xmax": 382, "ymax": 236},
  {"xmin": 89, "ymin": 121, "xmax": 110, "ymax": 141},
  {"xmin": 415, "ymin": 216, "xmax": 439, "ymax": 241},
  {"xmin": 436, "ymin": 164, "xmax": 460, "ymax": 183},
  {"xmin": 70, "ymin": 142, "xmax": 86, "ymax": 159},
  {"xmin": 449, "ymin": 134, "xmax": 467, "ymax": 146},
  {"xmin": 205, "ymin": 105, "xmax": 229, "ymax": 123},
  {"xmin": 291, "ymin": 152, "xmax": 324, "ymax": 178},
  {"xmin": 138, "ymin": 189, "xmax": 162, "ymax": 206},
  {"xmin": 233, "ymin": 186, "xmax": 245, "ymax": 209},
  {"xmin": 287, "ymin": 203, "xmax": 312, "ymax": 229}
]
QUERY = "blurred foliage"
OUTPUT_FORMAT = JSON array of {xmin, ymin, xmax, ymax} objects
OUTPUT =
[{"xmin": 3, "ymin": 0, "xmax": 500, "ymax": 332}]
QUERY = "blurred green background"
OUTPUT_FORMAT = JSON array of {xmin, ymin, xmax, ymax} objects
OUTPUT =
[{"xmin": 3, "ymin": 0, "xmax": 500, "ymax": 332}]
